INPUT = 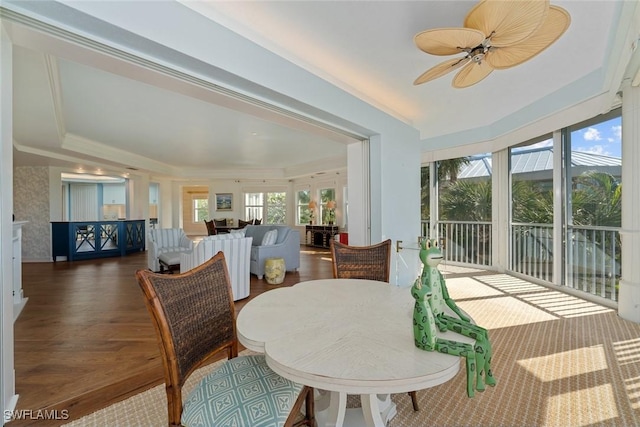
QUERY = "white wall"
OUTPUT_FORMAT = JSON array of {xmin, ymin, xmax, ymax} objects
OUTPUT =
[{"xmin": 1, "ymin": 22, "xmax": 18, "ymax": 423}]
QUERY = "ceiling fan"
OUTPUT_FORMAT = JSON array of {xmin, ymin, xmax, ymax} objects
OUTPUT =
[{"xmin": 413, "ymin": 0, "xmax": 571, "ymax": 88}]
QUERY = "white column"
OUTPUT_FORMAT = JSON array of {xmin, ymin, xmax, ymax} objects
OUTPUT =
[
  {"xmin": 429, "ymin": 162, "xmax": 438, "ymax": 238},
  {"xmin": 552, "ymin": 130, "xmax": 564, "ymax": 287},
  {"xmin": 369, "ymin": 131, "xmax": 421, "ymax": 287},
  {"xmin": 619, "ymin": 83, "xmax": 640, "ymax": 323},
  {"xmin": 127, "ymin": 174, "xmax": 150, "ymax": 221},
  {"xmin": 347, "ymin": 140, "xmax": 370, "ymax": 246},
  {"xmin": 491, "ymin": 149, "xmax": 509, "ymax": 272},
  {"xmin": 348, "ymin": 129, "xmax": 421, "ymax": 287}
]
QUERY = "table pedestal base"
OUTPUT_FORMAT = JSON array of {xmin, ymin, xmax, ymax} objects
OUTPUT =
[{"xmin": 315, "ymin": 390, "xmax": 397, "ymax": 427}]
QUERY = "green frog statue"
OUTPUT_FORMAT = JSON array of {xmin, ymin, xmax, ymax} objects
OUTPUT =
[{"xmin": 411, "ymin": 238, "xmax": 496, "ymax": 397}]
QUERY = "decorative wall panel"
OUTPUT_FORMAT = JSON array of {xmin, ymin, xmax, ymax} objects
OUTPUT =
[{"xmin": 13, "ymin": 166, "xmax": 51, "ymax": 261}]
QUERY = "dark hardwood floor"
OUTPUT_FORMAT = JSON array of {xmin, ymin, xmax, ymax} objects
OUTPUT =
[{"xmin": 11, "ymin": 244, "xmax": 333, "ymax": 426}]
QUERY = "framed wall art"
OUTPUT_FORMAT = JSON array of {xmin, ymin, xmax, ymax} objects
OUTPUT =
[{"xmin": 215, "ymin": 193, "xmax": 233, "ymax": 211}]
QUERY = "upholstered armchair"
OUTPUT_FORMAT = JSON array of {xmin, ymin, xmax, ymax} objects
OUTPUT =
[
  {"xmin": 243, "ymin": 225, "xmax": 300, "ymax": 279},
  {"xmin": 147, "ymin": 228, "xmax": 193, "ymax": 272},
  {"xmin": 180, "ymin": 233, "xmax": 253, "ymax": 300}
]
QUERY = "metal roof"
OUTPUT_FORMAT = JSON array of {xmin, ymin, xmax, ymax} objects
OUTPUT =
[{"xmin": 456, "ymin": 147, "xmax": 621, "ymax": 179}]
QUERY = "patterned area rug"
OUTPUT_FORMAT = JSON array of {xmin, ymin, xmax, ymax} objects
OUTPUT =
[{"xmin": 64, "ymin": 272, "xmax": 640, "ymax": 426}]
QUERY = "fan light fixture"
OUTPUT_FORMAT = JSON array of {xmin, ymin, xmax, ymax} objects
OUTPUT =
[{"xmin": 413, "ymin": 0, "xmax": 570, "ymax": 88}]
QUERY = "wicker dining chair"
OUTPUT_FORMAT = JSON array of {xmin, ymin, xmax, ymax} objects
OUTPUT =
[
  {"xmin": 330, "ymin": 238, "xmax": 420, "ymax": 412},
  {"xmin": 203, "ymin": 219, "xmax": 216, "ymax": 236},
  {"xmin": 136, "ymin": 252, "xmax": 315, "ymax": 427},
  {"xmin": 330, "ymin": 239, "xmax": 392, "ymax": 282}
]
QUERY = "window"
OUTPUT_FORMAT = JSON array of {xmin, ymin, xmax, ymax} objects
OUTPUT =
[
  {"xmin": 438, "ymin": 156, "xmax": 491, "ymax": 221},
  {"xmin": 244, "ymin": 193, "xmax": 263, "ymax": 222},
  {"xmin": 244, "ymin": 192, "xmax": 287, "ymax": 224},
  {"xmin": 319, "ymin": 187, "xmax": 336, "ymax": 225},
  {"xmin": 266, "ymin": 192, "xmax": 286, "ymax": 224},
  {"xmin": 193, "ymin": 196, "xmax": 208, "ymax": 223},
  {"xmin": 565, "ymin": 112, "xmax": 621, "ymax": 296},
  {"xmin": 297, "ymin": 190, "xmax": 312, "ymax": 225},
  {"xmin": 568, "ymin": 115, "xmax": 621, "ymax": 228}
]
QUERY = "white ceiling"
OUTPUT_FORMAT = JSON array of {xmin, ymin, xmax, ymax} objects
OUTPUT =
[{"xmin": 5, "ymin": 1, "xmax": 639, "ymax": 180}]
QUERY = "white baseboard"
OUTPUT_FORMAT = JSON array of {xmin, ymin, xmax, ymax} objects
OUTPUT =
[{"xmin": 3, "ymin": 392, "xmax": 19, "ymax": 423}]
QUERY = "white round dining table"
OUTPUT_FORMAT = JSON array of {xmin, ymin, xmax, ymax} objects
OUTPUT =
[{"xmin": 236, "ymin": 278, "xmax": 473, "ymax": 427}]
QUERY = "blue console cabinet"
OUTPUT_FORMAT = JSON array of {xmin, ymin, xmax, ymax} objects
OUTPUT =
[{"xmin": 51, "ymin": 220, "xmax": 145, "ymax": 261}]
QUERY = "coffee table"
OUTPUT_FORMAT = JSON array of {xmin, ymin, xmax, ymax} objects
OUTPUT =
[{"xmin": 236, "ymin": 278, "xmax": 474, "ymax": 427}]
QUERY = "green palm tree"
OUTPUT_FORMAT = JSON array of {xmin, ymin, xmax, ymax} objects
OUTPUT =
[
  {"xmin": 421, "ymin": 166, "xmax": 430, "ymax": 220},
  {"xmin": 438, "ymin": 157, "xmax": 470, "ymax": 182},
  {"xmin": 421, "ymin": 158, "xmax": 471, "ymax": 221},
  {"xmin": 572, "ymin": 170, "xmax": 621, "ymax": 227},
  {"xmin": 512, "ymin": 180, "xmax": 554, "ymax": 224},
  {"xmin": 440, "ymin": 180, "xmax": 492, "ymax": 221}
]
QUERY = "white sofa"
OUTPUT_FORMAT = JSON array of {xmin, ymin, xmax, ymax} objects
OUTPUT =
[
  {"xmin": 147, "ymin": 228, "xmax": 193, "ymax": 272},
  {"xmin": 180, "ymin": 233, "xmax": 253, "ymax": 301}
]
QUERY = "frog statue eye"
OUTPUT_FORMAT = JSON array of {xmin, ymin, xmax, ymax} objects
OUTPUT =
[
  {"xmin": 433, "ymin": 239, "xmax": 439, "ymax": 248},
  {"xmin": 426, "ymin": 239, "xmax": 431, "ymax": 249}
]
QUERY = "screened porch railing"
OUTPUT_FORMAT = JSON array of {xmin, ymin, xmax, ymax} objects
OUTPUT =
[
  {"xmin": 510, "ymin": 223, "xmax": 554, "ymax": 282},
  {"xmin": 420, "ymin": 220, "xmax": 492, "ymax": 267},
  {"xmin": 421, "ymin": 220, "xmax": 621, "ymax": 303},
  {"xmin": 566, "ymin": 225, "xmax": 620, "ymax": 301}
]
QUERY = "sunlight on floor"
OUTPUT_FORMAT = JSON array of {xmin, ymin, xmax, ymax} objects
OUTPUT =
[
  {"xmin": 301, "ymin": 249, "xmax": 331, "ymax": 255},
  {"xmin": 447, "ymin": 276, "xmax": 505, "ymax": 299},
  {"xmin": 439, "ymin": 264, "xmax": 488, "ymax": 275},
  {"xmin": 613, "ymin": 338, "xmax": 640, "ymax": 366},
  {"xmin": 518, "ymin": 346, "xmax": 608, "ymax": 382},
  {"xmin": 519, "ymin": 291, "xmax": 613, "ymax": 318},
  {"xmin": 624, "ymin": 376, "xmax": 640, "ymax": 409},
  {"xmin": 545, "ymin": 384, "xmax": 618, "ymax": 427},
  {"xmin": 476, "ymin": 274, "xmax": 548, "ymax": 294},
  {"xmin": 457, "ymin": 296, "xmax": 557, "ymax": 329},
  {"xmin": 614, "ymin": 339, "xmax": 640, "ymax": 409}
]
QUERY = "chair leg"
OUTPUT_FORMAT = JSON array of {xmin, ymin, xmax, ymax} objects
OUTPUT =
[
  {"xmin": 305, "ymin": 387, "xmax": 316, "ymax": 427},
  {"xmin": 287, "ymin": 386, "xmax": 316, "ymax": 427},
  {"xmin": 409, "ymin": 390, "xmax": 419, "ymax": 411}
]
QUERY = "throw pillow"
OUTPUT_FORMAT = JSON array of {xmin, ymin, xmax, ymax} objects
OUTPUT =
[
  {"xmin": 261, "ymin": 229, "xmax": 278, "ymax": 246},
  {"xmin": 230, "ymin": 228, "xmax": 247, "ymax": 237}
]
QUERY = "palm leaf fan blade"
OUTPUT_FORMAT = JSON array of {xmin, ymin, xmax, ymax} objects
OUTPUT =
[
  {"xmin": 464, "ymin": 0, "xmax": 549, "ymax": 47},
  {"xmin": 414, "ymin": 57, "xmax": 471, "ymax": 85},
  {"xmin": 414, "ymin": 28, "xmax": 486, "ymax": 55},
  {"xmin": 452, "ymin": 60, "xmax": 493, "ymax": 88},
  {"xmin": 485, "ymin": 6, "xmax": 570, "ymax": 69}
]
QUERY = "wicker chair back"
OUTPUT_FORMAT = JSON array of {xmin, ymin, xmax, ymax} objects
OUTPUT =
[
  {"xmin": 136, "ymin": 253, "xmax": 237, "ymax": 425},
  {"xmin": 330, "ymin": 239, "xmax": 392, "ymax": 282}
]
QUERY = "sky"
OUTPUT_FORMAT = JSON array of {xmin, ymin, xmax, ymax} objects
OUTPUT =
[
  {"xmin": 571, "ymin": 116, "xmax": 622, "ymax": 158},
  {"xmin": 516, "ymin": 116, "xmax": 622, "ymax": 159}
]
